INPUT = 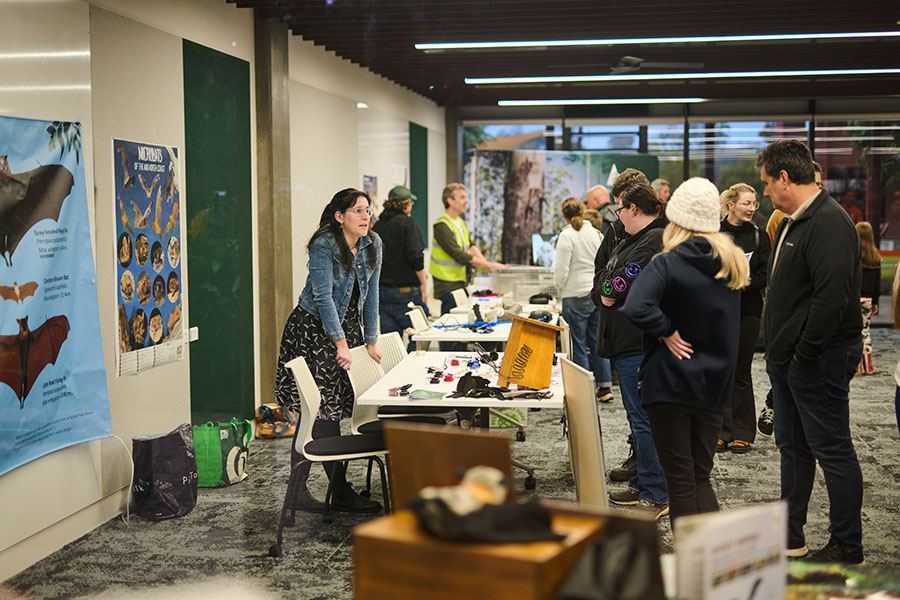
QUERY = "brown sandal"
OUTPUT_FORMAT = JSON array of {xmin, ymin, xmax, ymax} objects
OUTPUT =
[
  {"xmin": 716, "ymin": 439, "xmax": 729, "ymax": 452},
  {"xmin": 731, "ymin": 440, "xmax": 752, "ymax": 454}
]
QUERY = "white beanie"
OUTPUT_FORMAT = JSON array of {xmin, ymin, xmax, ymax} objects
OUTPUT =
[{"xmin": 665, "ymin": 177, "xmax": 721, "ymax": 233}]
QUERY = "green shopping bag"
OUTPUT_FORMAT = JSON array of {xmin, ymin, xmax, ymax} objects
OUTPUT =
[{"xmin": 193, "ymin": 418, "xmax": 252, "ymax": 487}]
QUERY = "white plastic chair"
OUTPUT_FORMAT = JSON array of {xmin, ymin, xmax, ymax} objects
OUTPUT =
[
  {"xmin": 347, "ymin": 345, "xmax": 386, "ymax": 435},
  {"xmin": 375, "ymin": 333, "xmax": 457, "ymax": 423},
  {"xmin": 450, "ymin": 287, "xmax": 468, "ymax": 309},
  {"xmin": 560, "ymin": 356, "xmax": 608, "ymax": 509},
  {"xmin": 377, "ymin": 332, "xmax": 407, "ymax": 373},
  {"xmin": 557, "ymin": 315, "xmax": 573, "ymax": 361},
  {"xmin": 269, "ymin": 356, "xmax": 389, "ymax": 558}
]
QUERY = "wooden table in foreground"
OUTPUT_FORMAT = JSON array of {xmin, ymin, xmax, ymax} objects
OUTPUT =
[{"xmin": 353, "ymin": 507, "xmax": 606, "ymax": 600}]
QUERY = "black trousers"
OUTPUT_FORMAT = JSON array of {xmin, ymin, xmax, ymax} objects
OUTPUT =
[
  {"xmin": 646, "ymin": 402, "xmax": 723, "ymax": 529},
  {"xmin": 720, "ymin": 314, "xmax": 759, "ymax": 443}
]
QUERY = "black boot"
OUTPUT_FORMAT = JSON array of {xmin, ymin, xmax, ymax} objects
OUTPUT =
[
  {"xmin": 610, "ymin": 440, "xmax": 637, "ymax": 482},
  {"xmin": 291, "ymin": 459, "xmax": 328, "ymax": 513},
  {"xmin": 325, "ymin": 461, "xmax": 382, "ymax": 513}
]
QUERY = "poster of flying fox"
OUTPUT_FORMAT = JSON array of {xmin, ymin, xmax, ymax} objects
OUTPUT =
[{"xmin": 0, "ymin": 115, "xmax": 110, "ymax": 477}]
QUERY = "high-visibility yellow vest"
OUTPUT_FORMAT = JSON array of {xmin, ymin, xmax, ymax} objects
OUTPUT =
[{"xmin": 429, "ymin": 211, "xmax": 470, "ymax": 282}]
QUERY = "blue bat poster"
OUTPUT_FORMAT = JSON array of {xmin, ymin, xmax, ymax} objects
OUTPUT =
[
  {"xmin": 113, "ymin": 138, "xmax": 185, "ymax": 377},
  {"xmin": 0, "ymin": 115, "xmax": 112, "ymax": 476}
]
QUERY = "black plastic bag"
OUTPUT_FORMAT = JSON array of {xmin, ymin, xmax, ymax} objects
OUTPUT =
[
  {"xmin": 132, "ymin": 423, "xmax": 199, "ymax": 521},
  {"xmin": 555, "ymin": 531, "xmax": 663, "ymax": 599}
]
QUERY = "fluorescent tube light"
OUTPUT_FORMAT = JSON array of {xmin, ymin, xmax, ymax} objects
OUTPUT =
[
  {"xmin": 498, "ymin": 97, "xmax": 708, "ymax": 106},
  {"xmin": 0, "ymin": 50, "xmax": 90, "ymax": 60},
  {"xmin": 470, "ymin": 68, "xmax": 900, "ymax": 85},
  {"xmin": 418, "ymin": 31, "xmax": 900, "ymax": 51},
  {"xmin": 0, "ymin": 84, "xmax": 90, "ymax": 92}
]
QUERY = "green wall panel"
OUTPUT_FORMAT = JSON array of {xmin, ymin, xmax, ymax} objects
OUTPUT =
[
  {"xmin": 409, "ymin": 122, "xmax": 428, "ymax": 241},
  {"xmin": 183, "ymin": 40, "xmax": 254, "ymax": 422}
]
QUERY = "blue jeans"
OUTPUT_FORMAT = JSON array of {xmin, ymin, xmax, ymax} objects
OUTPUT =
[
  {"xmin": 766, "ymin": 343, "xmax": 863, "ymax": 550},
  {"xmin": 611, "ymin": 354, "xmax": 669, "ymax": 505},
  {"xmin": 379, "ymin": 286, "xmax": 429, "ymax": 352},
  {"xmin": 562, "ymin": 295, "xmax": 612, "ymax": 386}
]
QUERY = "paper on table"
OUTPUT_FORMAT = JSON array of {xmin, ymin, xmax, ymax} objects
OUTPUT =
[{"xmin": 407, "ymin": 389, "xmax": 447, "ymax": 400}]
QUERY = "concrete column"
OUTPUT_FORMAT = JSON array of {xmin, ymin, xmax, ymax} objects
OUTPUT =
[
  {"xmin": 445, "ymin": 106, "xmax": 461, "ymax": 181},
  {"xmin": 254, "ymin": 13, "xmax": 292, "ymax": 405}
]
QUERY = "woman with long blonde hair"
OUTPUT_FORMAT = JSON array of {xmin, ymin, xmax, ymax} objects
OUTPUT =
[
  {"xmin": 716, "ymin": 183, "xmax": 771, "ymax": 453},
  {"xmin": 620, "ymin": 178, "xmax": 749, "ymax": 529},
  {"xmin": 856, "ymin": 221, "xmax": 881, "ymax": 374}
]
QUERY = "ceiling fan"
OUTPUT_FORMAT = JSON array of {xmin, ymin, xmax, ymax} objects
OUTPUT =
[{"xmin": 610, "ymin": 55, "xmax": 705, "ymax": 74}]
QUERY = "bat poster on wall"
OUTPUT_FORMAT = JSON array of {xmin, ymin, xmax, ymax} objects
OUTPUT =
[
  {"xmin": 0, "ymin": 115, "xmax": 111, "ymax": 477},
  {"xmin": 113, "ymin": 139, "xmax": 185, "ymax": 377}
]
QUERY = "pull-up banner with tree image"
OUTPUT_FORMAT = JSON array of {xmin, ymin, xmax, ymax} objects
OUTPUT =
[
  {"xmin": 0, "ymin": 115, "xmax": 111, "ymax": 477},
  {"xmin": 113, "ymin": 138, "xmax": 185, "ymax": 377}
]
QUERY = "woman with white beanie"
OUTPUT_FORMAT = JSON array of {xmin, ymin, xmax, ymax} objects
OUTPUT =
[{"xmin": 620, "ymin": 177, "xmax": 749, "ymax": 530}]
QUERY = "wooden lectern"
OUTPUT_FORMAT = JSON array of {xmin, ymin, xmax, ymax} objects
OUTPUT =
[{"xmin": 497, "ymin": 314, "xmax": 564, "ymax": 390}]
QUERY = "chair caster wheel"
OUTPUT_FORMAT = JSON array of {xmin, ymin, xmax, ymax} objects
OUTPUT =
[
  {"xmin": 284, "ymin": 515, "xmax": 295, "ymax": 527},
  {"xmin": 524, "ymin": 476, "xmax": 536, "ymax": 490},
  {"xmin": 323, "ymin": 514, "xmax": 334, "ymax": 524},
  {"xmin": 360, "ymin": 490, "xmax": 371, "ymax": 498},
  {"xmin": 459, "ymin": 419, "xmax": 471, "ymax": 429},
  {"xmin": 516, "ymin": 431, "xmax": 526, "ymax": 442},
  {"xmin": 268, "ymin": 544, "xmax": 282, "ymax": 558}
]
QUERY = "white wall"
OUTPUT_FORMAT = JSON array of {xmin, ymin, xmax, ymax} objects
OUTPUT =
[
  {"xmin": 2, "ymin": 2, "xmax": 444, "ymax": 578},
  {"xmin": 287, "ymin": 37, "xmax": 446, "ymax": 297},
  {"xmin": 0, "ymin": 0, "xmax": 256, "ymax": 580},
  {"xmin": 358, "ymin": 106, "xmax": 410, "ymax": 216}
]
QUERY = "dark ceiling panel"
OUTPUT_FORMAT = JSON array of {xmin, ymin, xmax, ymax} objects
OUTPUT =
[{"xmin": 228, "ymin": 0, "xmax": 900, "ymax": 107}]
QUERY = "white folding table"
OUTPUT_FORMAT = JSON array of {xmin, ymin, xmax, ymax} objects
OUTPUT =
[{"xmin": 358, "ymin": 351, "xmax": 564, "ymax": 489}]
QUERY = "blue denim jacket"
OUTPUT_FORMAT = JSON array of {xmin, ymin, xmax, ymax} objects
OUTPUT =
[{"xmin": 298, "ymin": 231, "xmax": 382, "ymax": 344}]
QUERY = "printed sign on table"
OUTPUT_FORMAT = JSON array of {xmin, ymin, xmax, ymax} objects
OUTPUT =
[
  {"xmin": 113, "ymin": 139, "xmax": 185, "ymax": 377},
  {"xmin": 0, "ymin": 115, "xmax": 111, "ymax": 476}
]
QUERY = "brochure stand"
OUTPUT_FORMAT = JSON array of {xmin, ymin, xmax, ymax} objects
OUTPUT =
[{"xmin": 497, "ymin": 314, "xmax": 564, "ymax": 390}]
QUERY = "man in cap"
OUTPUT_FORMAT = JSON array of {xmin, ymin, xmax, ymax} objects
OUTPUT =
[{"xmin": 372, "ymin": 185, "xmax": 429, "ymax": 350}]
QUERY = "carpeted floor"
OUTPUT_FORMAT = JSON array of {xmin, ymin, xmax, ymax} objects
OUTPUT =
[{"xmin": 5, "ymin": 328, "xmax": 900, "ymax": 599}]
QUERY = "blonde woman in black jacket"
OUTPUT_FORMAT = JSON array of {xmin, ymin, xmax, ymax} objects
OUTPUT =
[
  {"xmin": 621, "ymin": 178, "xmax": 749, "ymax": 530},
  {"xmin": 717, "ymin": 183, "xmax": 771, "ymax": 453}
]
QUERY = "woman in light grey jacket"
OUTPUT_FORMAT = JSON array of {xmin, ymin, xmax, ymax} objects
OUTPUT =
[{"xmin": 555, "ymin": 197, "xmax": 613, "ymax": 401}]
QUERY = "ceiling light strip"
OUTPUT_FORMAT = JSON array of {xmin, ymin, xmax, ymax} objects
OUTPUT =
[
  {"xmin": 0, "ymin": 50, "xmax": 90, "ymax": 60},
  {"xmin": 418, "ymin": 31, "xmax": 900, "ymax": 51},
  {"xmin": 0, "ymin": 84, "xmax": 91, "ymax": 92},
  {"xmin": 471, "ymin": 68, "xmax": 900, "ymax": 85},
  {"xmin": 498, "ymin": 97, "xmax": 708, "ymax": 106}
]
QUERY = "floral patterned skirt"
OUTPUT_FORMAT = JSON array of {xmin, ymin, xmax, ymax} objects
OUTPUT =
[{"xmin": 274, "ymin": 291, "xmax": 363, "ymax": 421}]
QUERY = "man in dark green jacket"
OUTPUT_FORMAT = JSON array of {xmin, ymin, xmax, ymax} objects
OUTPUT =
[{"xmin": 759, "ymin": 139, "xmax": 864, "ymax": 565}]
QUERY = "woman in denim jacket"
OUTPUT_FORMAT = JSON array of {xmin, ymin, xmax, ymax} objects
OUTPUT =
[{"xmin": 275, "ymin": 188, "xmax": 383, "ymax": 513}]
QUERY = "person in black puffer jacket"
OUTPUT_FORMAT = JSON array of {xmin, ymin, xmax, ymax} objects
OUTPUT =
[
  {"xmin": 620, "ymin": 177, "xmax": 749, "ymax": 530},
  {"xmin": 717, "ymin": 184, "xmax": 771, "ymax": 453}
]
